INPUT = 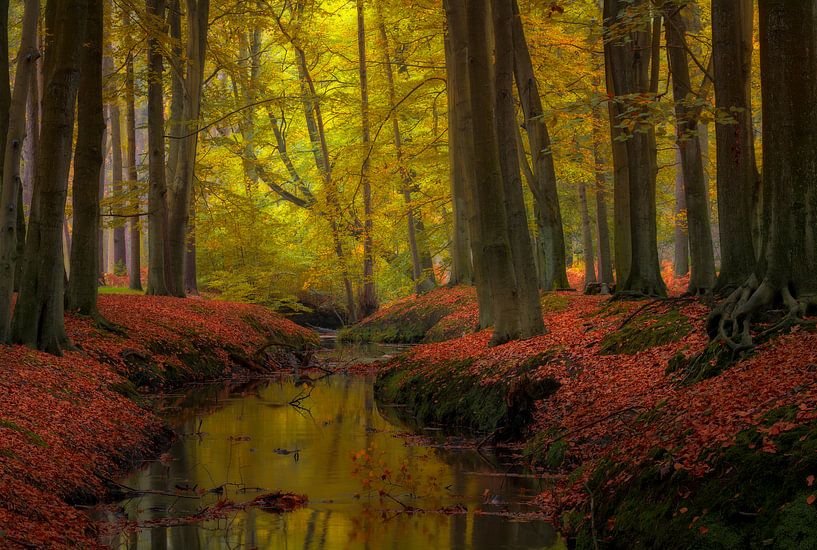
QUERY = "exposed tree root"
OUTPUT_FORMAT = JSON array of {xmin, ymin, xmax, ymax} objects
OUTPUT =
[{"xmin": 707, "ymin": 275, "xmax": 817, "ymax": 353}]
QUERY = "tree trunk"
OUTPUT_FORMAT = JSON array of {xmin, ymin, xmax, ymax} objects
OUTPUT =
[
  {"xmin": 511, "ymin": 0, "xmax": 568, "ymax": 290},
  {"xmin": 166, "ymin": 0, "xmax": 208, "ymax": 297},
  {"xmin": 0, "ymin": 0, "xmax": 39, "ymax": 341},
  {"xmin": 591, "ymin": 113, "xmax": 614, "ymax": 287},
  {"xmin": 106, "ymin": 11, "xmax": 127, "ymax": 275},
  {"xmin": 710, "ymin": 0, "xmax": 817, "ymax": 349},
  {"xmin": 125, "ymin": 33, "xmax": 142, "ymax": 291},
  {"xmin": 443, "ymin": 0, "xmax": 491, "ymax": 329},
  {"xmin": 712, "ymin": 0, "xmax": 758, "ymax": 292},
  {"xmin": 578, "ymin": 182, "xmax": 597, "ymax": 287},
  {"xmin": 356, "ymin": 0, "xmax": 377, "ymax": 317},
  {"xmin": 145, "ymin": 0, "xmax": 170, "ymax": 296},
  {"xmin": 66, "ymin": 0, "xmax": 105, "ymax": 315},
  {"xmin": 604, "ymin": 0, "xmax": 666, "ymax": 296},
  {"xmin": 492, "ymin": 0, "xmax": 544, "ymax": 338},
  {"xmin": 673, "ymin": 145, "xmax": 689, "ymax": 277},
  {"xmin": 665, "ymin": 6, "xmax": 716, "ymax": 294},
  {"xmin": 442, "ymin": 9, "xmax": 472, "ymax": 287},
  {"xmin": 466, "ymin": 0, "xmax": 521, "ymax": 345},
  {"xmin": 12, "ymin": 0, "xmax": 88, "ymax": 353}
]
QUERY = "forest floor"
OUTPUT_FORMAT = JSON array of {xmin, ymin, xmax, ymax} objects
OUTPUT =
[
  {"xmin": 366, "ymin": 279, "xmax": 817, "ymax": 549},
  {"xmin": 0, "ymin": 295, "xmax": 317, "ymax": 548}
]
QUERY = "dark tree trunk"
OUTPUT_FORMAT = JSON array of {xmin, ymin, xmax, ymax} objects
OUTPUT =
[
  {"xmin": 712, "ymin": 0, "xmax": 758, "ymax": 292},
  {"xmin": 442, "ymin": 8, "xmax": 473, "ymax": 287},
  {"xmin": 673, "ymin": 146, "xmax": 689, "ymax": 277},
  {"xmin": 12, "ymin": 0, "xmax": 88, "ymax": 353},
  {"xmin": 167, "ymin": 0, "xmax": 208, "ymax": 297},
  {"xmin": 356, "ymin": 0, "xmax": 377, "ymax": 317},
  {"xmin": 466, "ymin": 0, "xmax": 522, "ymax": 345},
  {"xmin": 511, "ymin": 0, "xmax": 568, "ymax": 290},
  {"xmin": 0, "ymin": 0, "xmax": 39, "ymax": 341},
  {"xmin": 145, "ymin": 0, "xmax": 170, "ymax": 296},
  {"xmin": 125, "ymin": 34, "xmax": 142, "ymax": 291},
  {"xmin": 665, "ymin": 6, "xmax": 716, "ymax": 294},
  {"xmin": 710, "ymin": 0, "xmax": 817, "ymax": 349},
  {"xmin": 591, "ymin": 114, "xmax": 614, "ymax": 287},
  {"xmin": 578, "ymin": 182, "xmax": 597, "ymax": 287},
  {"xmin": 493, "ymin": 0, "xmax": 544, "ymax": 338},
  {"xmin": 66, "ymin": 0, "xmax": 105, "ymax": 315},
  {"xmin": 604, "ymin": 0, "xmax": 666, "ymax": 296}
]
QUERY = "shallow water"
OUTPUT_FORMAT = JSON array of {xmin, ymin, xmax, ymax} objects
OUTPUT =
[{"xmin": 96, "ymin": 343, "xmax": 562, "ymax": 549}]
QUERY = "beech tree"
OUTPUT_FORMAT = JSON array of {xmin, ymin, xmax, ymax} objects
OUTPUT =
[
  {"xmin": 12, "ymin": 0, "xmax": 89, "ymax": 353},
  {"xmin": 710, "ymin": 0, "xmax": 817, "ymax": 350}
]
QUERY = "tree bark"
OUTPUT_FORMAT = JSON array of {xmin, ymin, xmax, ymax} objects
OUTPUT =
[
  {"xmin": 0, "ymin": 0, "xmax": 39, "ymax": 341},
  {"xmin": 578, "ymin": 182, "xmax": 597, "ymax": 287},
  {"xmin": 442, "ymin": 8, "xmax": 472, "ymax": 287},
  {"xmin": 511, "ymin": 0, "xmax": 568, "ymax": 290},
  {"xmin": 673, "ymin": 145, "xmax": 689, "ymax": 277},
  {"xmin": 443, "ymin": 0, "xmax": 491, "ymax": 328},
  {"xmin": 356, "ymin": 0, "xmax": 377, "ymax": 317},
  {"xmin": 166, "ymin": 0, "xmax": 208, "ymax": 297},
  {"xmin": 604, "ymin": 0, "xmax": 666, "ymax": 296},
  {"xmin": 466, "ymin": 0, "xmax": 521, "ymax": 345},
  {"xmin": 590, "ymin": 112, "xmax": 614, "ymax": 287},
  {"xmin": 710, "ymin": 0, "xmax": 817, "ymax": 349},
  {"xmin": 66, "ymin": 0, "xmax": 105, "ymax": 315},
  {"xmin": 145, "ymin": 0, "xmax": 170, "ymax": 296},
  {"xmin": 12, "ymin": 0, "xmax": 88, "ymax": 353},
  {"xmin": 125, "ymin": 31, "xmax": 142, "ymax": 291},
  {"xmin": 665, "ymin": 6, "xmax": 716, "ymax": 294},
  {"xmin": 492, "ymin": 0, "xmax": 544, "ymax": 338},
  {"xmin": 712, "ymin": 0, "xmax": 758, "ymax": 292}
]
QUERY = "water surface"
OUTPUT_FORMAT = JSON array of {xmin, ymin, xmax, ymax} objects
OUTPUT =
[{"xmin": 97, "ymin": 344, "xmax": 562, "ymax": 549}]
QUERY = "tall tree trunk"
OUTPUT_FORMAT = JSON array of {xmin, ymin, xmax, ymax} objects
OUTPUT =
[
  {"xmin": 12, "ymin": 0, "xmax": 88, "ymax": 353},
  {"xmin": 356, "ymin": 0, "xmax": 377, "ymax": 317},
  {"xmin": 443, "ymin": 0, "xmax": 491, "ymax": 329},
  {"xmin": 125, "ymin": 33, "xmax": 142, "ymax": 291},
  {"xmin": 22, "ymin": 55, "xmax": 39, "ymax": 211},
  {"xmin": 492, "ymin": 0, "xmax": 544, "ymax": 338},
  {"xmin": 712, "ymin": 0, "xmax": 758, "ymax": 292},
  {"xmin": 442, "ymin": 9, "xmax": 472, "ymax": 286},
  {"xmin": 511, "ymin": 0, "xmax": 568, "ymax": 290},
  {"xmin": 185, "ymin": 196, "xmax": 198, "ymax": 294},
  {"xmin": 578, "ymin": 182, "xmax": 597, "ymax": 287},
  {"xmin": 673, "ymin": 146, "xmax": 689, "ymax": 277},
  {"xmin": 466, "ymin": 0, "xmax": 521, "ymax": 345},
  {"xmin": 66, "ymin": 0, "xmax": 105, "ymax": 315},
  {"xmin": 604, "ymin": 0, "xmax": 666, "ymax": 296},
  {"xmin": 665, "ymin": 6, "xmax": 716, "ymax": 294},
  {"xmin": 591, "ymin": 113, "xmax": 614, "ymax": 287},
  {"xmin": 376, "ymin": 3, "xmax": 437, "ymax": 293},
  {"xmin": 145, "ymin": 0, "xmax": 170, "ymax": 295},
  {"xmin": 0, "ymin": 0, "xmax": 39, "ymax": 341},
  {"xmin": 710, "ymin": 0, "xmax": 817, "ymax": 348}
]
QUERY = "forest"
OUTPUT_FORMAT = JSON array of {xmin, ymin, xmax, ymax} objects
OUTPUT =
[{"xmin": 2, "ymin": 0, "xmax": 817, "ymax": 548}]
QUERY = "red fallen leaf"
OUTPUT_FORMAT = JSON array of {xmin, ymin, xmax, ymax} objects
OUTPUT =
[
  {"xmin": 699, "ymin": 526, "xmax": 709, "ymax": 535},
  {"xmin": 808, "ymin": 475, "xmax": 815, "ymax": 487},
  {"xmin": 807, "ymin": 494, "xmax": 816, "ymax": 506},
  {"xmin": 679, "ymin": 507, "xmax": 688, "ymax": 514}
]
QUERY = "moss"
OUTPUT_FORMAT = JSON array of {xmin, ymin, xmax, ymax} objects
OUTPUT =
[
  {"xmin": 574, "ymin": 413, "xmax": 817, "ymax": 549},
  {"xmin": 0, "ymin": 418, "xmax": 48, "ymax": 447},
  {"xmin": 108, "ymin": 380, "xmax": 141, "ymax": 400},
  {"xmin": 541, "ymin": 293, "xmax": 571, "ymax": 313},
  {"xmin": 375, "ymin": 359, "xmax": 509, "ymax": 433},
  {"xmin": 600, "ymin": 308, "xmax": 691, "ymax": 355}
]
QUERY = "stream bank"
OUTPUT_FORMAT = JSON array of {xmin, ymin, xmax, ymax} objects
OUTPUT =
[
  {"xmin": 0, "ymin": 295, "xmax": 317, "ymax": 548},
  {"xmin": 363, "ymin": 286, "xmax": 817, "ymax": 548}
]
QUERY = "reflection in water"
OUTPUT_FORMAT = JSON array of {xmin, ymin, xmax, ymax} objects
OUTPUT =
[{"xmin": 97, "ymin": 345, "xmax": 563, "ymax": 549}]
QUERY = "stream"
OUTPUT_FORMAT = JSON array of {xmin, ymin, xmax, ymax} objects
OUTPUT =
[{"xmin": 94, "ymin": 342, "xmax": 562, "ymax": 549}]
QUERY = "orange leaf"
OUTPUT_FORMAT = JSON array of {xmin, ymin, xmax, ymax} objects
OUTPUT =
[
  {"xmin": 808, "ymin": 475, "xmax": 815, "ymax": 487},
  {"xmin": 807, "ymin": 494, "xmax": 816, "ymax": 506}
]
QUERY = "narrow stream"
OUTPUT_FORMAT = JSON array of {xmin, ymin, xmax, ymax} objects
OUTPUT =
[{"xmin": 95, "ymin": 343, "xmax": 562, "ymax": 549}]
